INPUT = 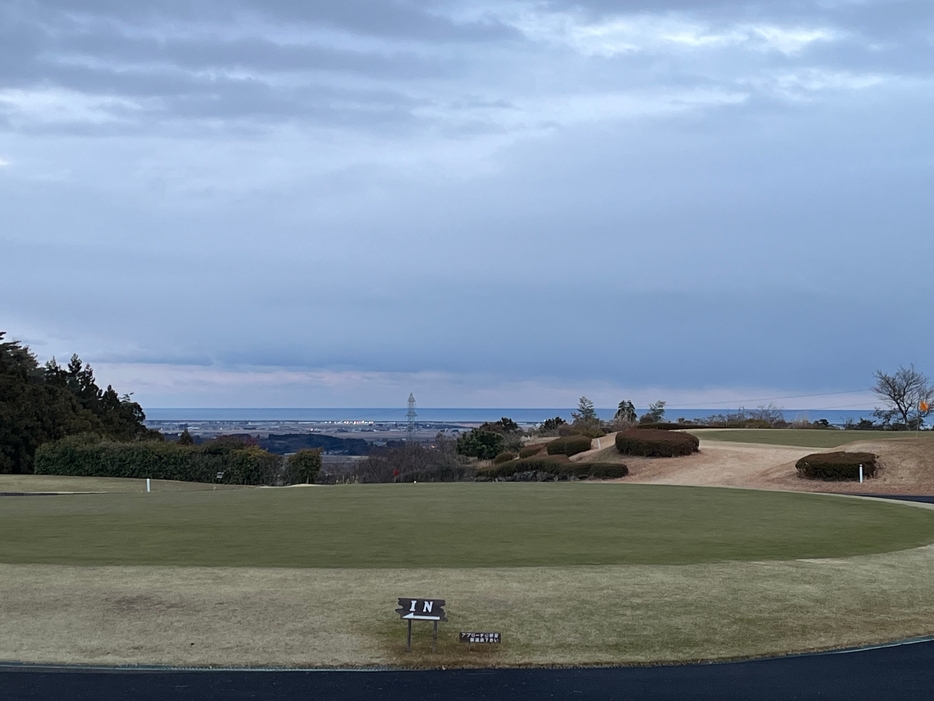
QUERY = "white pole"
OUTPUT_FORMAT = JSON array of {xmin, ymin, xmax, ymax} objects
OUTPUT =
[
  {"xmin": 146, "ymin": 478, "xmax": 151, "ymax": 493},
  {"xmin": 597, "ymin": 438, "xmax": 601, "ymax": 450},
  {"xmin": 859, "ymin": 465, "xmax": 863, "ymax": 484}
]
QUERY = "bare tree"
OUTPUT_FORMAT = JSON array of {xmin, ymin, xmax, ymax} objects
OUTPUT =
[{"xmin": 872, "ymin": 365, "xmax": 934, "ymax": 430}]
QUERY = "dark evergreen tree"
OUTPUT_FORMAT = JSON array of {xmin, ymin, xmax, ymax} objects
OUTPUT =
[{"xmin": 0, "ymin": 331, "xmax": 160, "ymax": 474}]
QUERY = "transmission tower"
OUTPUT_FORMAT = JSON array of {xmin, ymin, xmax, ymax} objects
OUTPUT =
[{"xmin": 406, "ymin": 393, "xmax": 418, "ymax": 442}]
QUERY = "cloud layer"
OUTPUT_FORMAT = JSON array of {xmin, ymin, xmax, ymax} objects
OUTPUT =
[{"xmin": 2, "ymin": 0, "xmax": 933, "ymax": 407}]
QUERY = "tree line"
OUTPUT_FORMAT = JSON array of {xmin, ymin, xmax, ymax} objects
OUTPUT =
[{"xmin": 0, "ymin": 332, "xmax": 159, "ymax": 474}]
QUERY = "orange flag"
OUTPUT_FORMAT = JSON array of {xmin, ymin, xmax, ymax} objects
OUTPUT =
[{"xmin": 921, "ymin": 400, "xmax": 930, "ymax": 413}]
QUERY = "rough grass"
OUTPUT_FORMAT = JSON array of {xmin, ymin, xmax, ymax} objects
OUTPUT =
[
  {"xmin": 5, "ymin": 545, "xmax": 934, "ymax": 668},
  {"xmin": 0, "ymin": 474, "xmax": 246, "ymax": 493},
  {"xmin": 692, "ymin": 429, "xmax": 934, "ymax": 449},
  {"xmin": 2, "ymin": 484, "xmax": 934, "ymax": 567}
]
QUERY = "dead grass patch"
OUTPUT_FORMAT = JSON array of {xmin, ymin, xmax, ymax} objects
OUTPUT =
[{"xmin": 5, "ymin": 546, "xmax": 934, "ymax": 668}]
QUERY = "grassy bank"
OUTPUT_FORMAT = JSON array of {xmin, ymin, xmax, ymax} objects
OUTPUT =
[
  {"xmin": 2, "ymin": 483, "xmax": 934, "ymax": 567},
  {"xmin": 692, "ymin": 429, "xmax": 934, "ymax": 449},
  {"xmin": 4, "ymin": 545, "xmax": 934, "ymax": 668}
]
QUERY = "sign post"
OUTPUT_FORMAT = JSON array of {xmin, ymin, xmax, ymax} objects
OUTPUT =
[{"xmin": 395, "ymin": 598, "xmax": 447, "ymax": 652}]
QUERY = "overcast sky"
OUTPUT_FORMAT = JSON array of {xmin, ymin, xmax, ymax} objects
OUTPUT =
[{"xmin": 1, "ymin": 0, "xmax": 932, "ymax": 409}]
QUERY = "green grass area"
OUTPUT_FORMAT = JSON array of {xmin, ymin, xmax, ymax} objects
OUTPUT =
[
  {"xmin": 691, "ymin": 428, "xmax": 934, "ymax": 448},
  {"xmin": 0, "ymin": 474, "xmax": 246, "ymax": 493},
  {"xmin": 2, "ymin": 483, "xmax": 934, "ymax": 568}
]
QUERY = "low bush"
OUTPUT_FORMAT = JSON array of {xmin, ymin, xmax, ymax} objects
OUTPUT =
[
  {"xmin": 546, "ymin": 435, "xmax": 593, "ymax": 457},
  {"xmin": 478, "ymin": 455, "xmax": 627, "ymax": 481},
  {"xmin": 581, "ymin": 463, "xmax": 629, "ymax": 479},
  {"xmin": 635, "ymin": 422, "xmax": 711, "ymax": 431},
  {"xmin": 558, "ymin": 426, "xmax": 606, "ymax": 438},
  {"xmin": 286, "ymin": 449, "xmax": 321, "ymax": 484},
  {"xmin": 518, "ymin": 445, "xmax": 545, "ymax": 458},
  {"xmin": 493, "ymin": 451, "xmax": 516, "ymax": 464},
  {"xmin": 614, "ymin": 429, "xmax": 699, "ymax": 457},
  {"xmin": 795, "ymin": 452, "xmax": 877, "ymax": 481},
  {"xmin": 34, "ymin": 434, "xmax": 282, "ymax": 485}
]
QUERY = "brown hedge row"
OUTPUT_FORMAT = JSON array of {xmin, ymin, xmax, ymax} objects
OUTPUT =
[
  {"xmin": 795, "ymin": 452, "xmax": 877, "ymax": 481},
  {"xmin": 518, "ymin": 445, "xmax": 545, "ymax": 458},
  {"xmin": 493, "ymin": 451, "xmax": 516, "ymax": 464},
  {"xmin": 546, "ymin": 435, "xmax": 593, "ymax": 457},
  {"xmin": 614, "ymin": 429, "xmax": 699, "ymax": 457},
  {"xmin": 479, "ymin": 455, "xmax": 627, "ymax": 481}
]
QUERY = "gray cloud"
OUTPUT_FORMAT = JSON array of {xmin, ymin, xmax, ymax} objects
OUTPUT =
[{"xmin": 2, "ymin": 0, "xmax": 932, "ymax": 406}]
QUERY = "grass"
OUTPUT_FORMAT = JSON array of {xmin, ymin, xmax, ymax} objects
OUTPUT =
[
  {"xmin": 0, "ymin": 474, "xmax": 246, "ymax": 493},
  {"xmin": 2, "ymin": 483, "xmax": 934, "ymax": 567},
  {"xmin": 691, "ymin": 428, "xmax": 934, "ymax": 449},
  {"xmin": 6, "ymin": 546, "xmax": 934, "ymax": 668}
]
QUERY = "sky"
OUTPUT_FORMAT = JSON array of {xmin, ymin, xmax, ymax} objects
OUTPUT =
[{"xmin": 1, "ymin": 0, "xmax": 932, "ymax": 410}]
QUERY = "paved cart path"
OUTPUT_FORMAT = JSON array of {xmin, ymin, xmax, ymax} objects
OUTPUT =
[{"xmin": 4, "ymin": 639, "xmax": 934, "ymax": 701}]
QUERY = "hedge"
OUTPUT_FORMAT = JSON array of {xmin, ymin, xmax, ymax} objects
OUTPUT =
[
  {"xmin": 493, "ymin": 451, "xmax": 517, "ymax": 464},
  {"xmin": 546, "ymin": 435, "xmax": 593, "ymax": 457},
  {"xmin": 615, "ymin": 429, "xmax": 699, "ymax": 457},
  {"xmin": 635, "ymin": 422, "xmax": 709, "ymax": 431},
  {"xmin": 286, "ymin": 449, "xmax": 322, "ymax": 484},
  {"xmin": 34, "ymin": 435, "xmax": 282, "ymax": 485},
  {"xmin": 558, "ymin": 426, "xmax": 606, "ymax": 438},
  {"xmin": 795, "ymin": 452, "xmax": 877, "ymax": 481},
  {"xmin": 479, "ymin": 455, "xmax": 627, "ymax": 481},
  {"xmin": 518, "ymin": 445, "xmax": 545, "ymax": 458}
]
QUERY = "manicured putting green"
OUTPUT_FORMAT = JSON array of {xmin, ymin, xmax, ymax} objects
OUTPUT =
[
  {"xmin": 2, "ymin": 483, "xmax": 933, "ymax": 568},
  {"xmin": 692, "ymin": 428, "xmax": 933, "ymax": 448}
]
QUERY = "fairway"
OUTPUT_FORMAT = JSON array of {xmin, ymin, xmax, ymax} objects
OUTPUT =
[
  {"xmin": 3, "ymin": 483, "xmax": 934, "ymax": 568},
  {"xmin": 692, "ymin": 428, "xmax": 934, "ymax": 449}
]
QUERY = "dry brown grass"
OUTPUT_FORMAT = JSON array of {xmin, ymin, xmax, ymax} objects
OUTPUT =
[
  {"xmin": 572, "ymin": 434, "xmax": 934, "ymax": 496},
  {"xmin": 5, "ymin": 543, "xmax": 934, "ymax": 668}
]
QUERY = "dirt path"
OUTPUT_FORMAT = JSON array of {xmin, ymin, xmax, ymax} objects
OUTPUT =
[{"xmin": 569, "ymin": 433, "xmax": 934, "ymax": 495}]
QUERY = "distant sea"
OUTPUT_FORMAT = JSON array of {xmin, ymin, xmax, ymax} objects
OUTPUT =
[{"xmin": 144, "ymin": 408, "xmax": 876, "ymax": 426}]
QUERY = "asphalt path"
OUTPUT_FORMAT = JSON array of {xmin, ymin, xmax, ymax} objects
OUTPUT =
[{"xmin": 3, "ymin": 640, "xmax": 934, "ymax": 701}]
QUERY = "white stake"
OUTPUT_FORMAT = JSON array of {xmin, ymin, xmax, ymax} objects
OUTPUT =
[
  {"xmin": 859, "ymin": 465, "xmax": 863, "ymax": 484},
  {"xmin": 146, "ymin": 478, "xmax": 151, "ymax": 493}
]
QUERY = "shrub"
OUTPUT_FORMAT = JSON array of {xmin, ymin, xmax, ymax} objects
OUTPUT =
[
  {"xmin": 519, "ymin": 445, "xmax": 545, "ymax": 458},
  {"xmin": 493, "ymin": 451, "xmax": 516, "ymax": 464},
  {"xmin": 286, "ymin": 448, "xmax": 322, "ymax": 484},
  {"xmin": 614, "ymin": 429, "xmax": 699, "ymax": 457},
  {"xmin": 34, "ymin": 435, "xmax": 282, "ymax": 485},
  {"xmin": 574, "ymin": 427, "xmax": 607, "ymax": 439},
  {"xmin": 455, "ymin": 429, "xmax": 505, "ymax": 460},
  {"xmin": 575, "ymin": 462, "xmax": 629, "ymax": 479},
  {"xmin": 478, "ymin": 455, "xmax": 627, "ymax": 481},
  {"xmin": 795, "ymin": 452, "xmax": 877, "ymax": 481},
  {"xmin": 635, "ymin": 422, "xmax": 705, "ymax": 431},
  {"xmin": 546, "ymin": 435, "xmax": 593, "ymax": 457}
]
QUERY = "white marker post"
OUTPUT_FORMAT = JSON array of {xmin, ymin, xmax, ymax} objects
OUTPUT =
[
  {"xmin": 859, "ymin": 464, "xmax": 864, "ymax": 484},
  {"xmin": 146, "ymin": 478, "xmax": 151, "ymax": 493}
]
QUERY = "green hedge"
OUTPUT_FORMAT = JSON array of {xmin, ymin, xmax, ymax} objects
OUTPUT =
[
  {"xmin": 615, "ymin": 429, "xmax": 699, "ymax": 457},
  {"xmin": 493, "ymin": 451, "xmax": 516, "ymax": 464},
  {"xmin": 286, "ymin": 449, "xmax": 322, "ymax": 484},
  {"xmin": 34, "ymin": 435, "xmax": 282, "ymax": 485},
  {"xmin": 795, "ymin": 452, "xmax": 877, "ymax": 481},
  {"xmin": 518, "ymin": 445, "xmax": 545, "ymax": 458},
  {"xmin": 546, "ymin": 435, "xmax": 593, "ymax": 457},
  {"xmin": 479, "ymin": 456, "xmax": 627, "ymax": 481}
]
